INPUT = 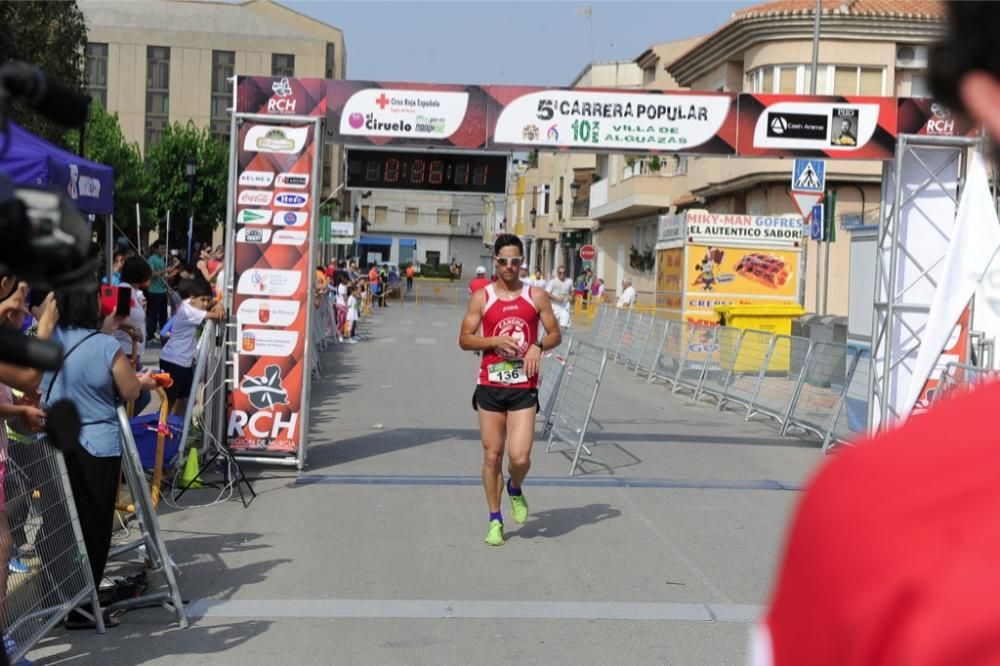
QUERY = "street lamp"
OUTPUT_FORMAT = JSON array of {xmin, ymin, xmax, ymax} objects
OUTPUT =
[
  {"xmin": 185, "ymin": 154, "xmax": 197, "ymax": 263},
  {"xmin": 570, "ymin": 179, "xmax": 581, "ymax": 201},
  {"xmin": 555, "ymin": 197, "xmax": 564, "ymax": 220}
]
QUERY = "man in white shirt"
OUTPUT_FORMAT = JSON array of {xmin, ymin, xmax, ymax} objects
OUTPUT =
[
  {"xmin": 616, "ymin": 278, "xmax": 637, "ymax": 308},
  {"xmin": 546, "ymin": 266, "xmax": 574, "ymax": 329},
  {"xmin": 530, "ymin": 269, "xmax": 547, "ymax": 290}
]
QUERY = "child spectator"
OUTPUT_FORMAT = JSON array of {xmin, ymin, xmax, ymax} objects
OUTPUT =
[
  {"xmin": 346, "ymin": 286, "xmax": 359, "ymax": 343},
  {"xmin": 158, "ymin": 279, "xmax": 224, "ymax": 415}
]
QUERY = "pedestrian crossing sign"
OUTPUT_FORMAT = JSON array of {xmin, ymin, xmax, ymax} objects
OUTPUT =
[{"xmin": 792, "ymin": 159, "xmax": 825, "ymax": 193}]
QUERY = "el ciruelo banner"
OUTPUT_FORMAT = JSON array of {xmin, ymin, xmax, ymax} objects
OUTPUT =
[{"xmin": 227, "ymin": 121, "xmax": 316, "ymax": 455}]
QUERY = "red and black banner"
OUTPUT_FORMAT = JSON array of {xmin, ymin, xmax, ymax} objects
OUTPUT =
[
  {"xmin": 235, "ymin": 75, "xmax": 972, "ymax": 162},
  {"xmin": 227, "ymin": 120, "xmax": 317, "ymax": 456}
]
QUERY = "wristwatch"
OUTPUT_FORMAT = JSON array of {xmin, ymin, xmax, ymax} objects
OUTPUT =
[{"xmin": 534, "ymin": 339, "xmax": 544, "ymax": 350}]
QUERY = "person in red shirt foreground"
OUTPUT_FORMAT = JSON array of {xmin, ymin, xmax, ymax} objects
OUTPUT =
[
  {"xmin": 468, "ymin": 266, "xmax": 491, "ymax": 295},
  {"xmin": 755, "ymin": 3, "xmax": 1000, "ymax": 664}
]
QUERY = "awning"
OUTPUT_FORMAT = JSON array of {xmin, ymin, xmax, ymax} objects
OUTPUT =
[
  {"xmin": 399, "ymin": 239, "xmax": 417, "ymax": 248},
  {"xmin": 359, "ymin": 235, "xmax": 391, "ymax": 247}
]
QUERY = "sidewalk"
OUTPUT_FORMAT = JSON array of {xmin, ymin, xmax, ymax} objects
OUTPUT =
[{"xmin": 30, "ymin": 301, "xmax": 823, "ymax": 665}]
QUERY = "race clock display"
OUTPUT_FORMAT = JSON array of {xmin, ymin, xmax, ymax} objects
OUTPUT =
[{"xmin": 345, "ymin": 148, "xmax": 508, "ymax": 195}]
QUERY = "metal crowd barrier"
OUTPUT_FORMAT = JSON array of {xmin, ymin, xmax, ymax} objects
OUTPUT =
[
  {"xmin": 538, "ymin": 336, "xmax": 573, "ymax": 437},
  {"xmin": 933, "ymin": 362, "xmax": 998, "ymax": 401},
  {"xmin": 649, "ymin": 319, "xmax": 688, "ymax": 387},
  {"xmin": 110, "ymin": 406, "xmax": 187, "ymax": 627},
  {"xmin": 783, "ymin": 342, "xmax": 862, "ymax": 439},
  {"xmin": 3, "ymin": 416, "xmax": 105, "ymax": 663},
  {"xmin": 614, "ymin": 311, "xmax": 641, "ymax": 364},
  {"xmin": 413, "ymin": 284, "xmax": 462, "ymax": 307},
  {"xmin": 624, "ymin": 314, "xmax": 655, "ymax": 372},
  {"xmin": 672, "ymin": 325, "xmax": 719, "ymax": 395},
  {"xmin": 695, "ymin": 326, "xmax": 742, "ymax": 403},
  {"xmin": 717, "ymin": 329, "xmax": 773, "ymax": 413},
  {"xmin": 545, "ymin": 342, "xmax": 609, "ymax": 476},
  {"xmin": 745, "ymin": 335, "xmax": 812, "ymax": 427},
  {"xmin": 634, "ymin": 319, "xmax": 669, "ymax": 378}
]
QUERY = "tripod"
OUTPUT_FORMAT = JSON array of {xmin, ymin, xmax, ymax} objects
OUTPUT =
[{"xmin": 174, "ymin": 441, "xmax": 257, "ymax": 508}]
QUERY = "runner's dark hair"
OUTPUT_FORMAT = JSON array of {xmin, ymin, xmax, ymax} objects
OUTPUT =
[
  {"xmin": 493, "ymin": 233, "xmax": 523, "ymax": 256},
  {"xmin": 928, "ymin": 2, "xmax": 1000, "ymax": 114}
]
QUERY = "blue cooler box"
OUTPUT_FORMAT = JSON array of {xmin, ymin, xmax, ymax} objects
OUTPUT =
[{"xmin": 129, "ymin": 413, "xmax": 184, "ymax": 470}]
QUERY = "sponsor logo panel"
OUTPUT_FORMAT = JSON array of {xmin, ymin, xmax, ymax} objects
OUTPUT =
[
  {"xmin": 275, "ymin": 172, "xmax": 309, "ymax": 189},
  {"xmin": 339, "ymin": 89, "xmax": 469, "ymax": 139},
  {"xmin": 236, "ymin": 227, "xmax": 273, "ymax": 244},
  {"xmin": 243, "ymin": 125, "xmax": 309, "ymax": 154},
  {"xmin": 237, "ymin": 329, "xmax": 299, "ymax": 357},
  {"xmin": 274, "ymin": 211, "xmax": 309, "ymax": 227},
  {"xmin": 274, "ymin": 192, "xmax": 309, "ymax": 208},
  {"xmin": 237, "ymin": 190, "xmax": 273, "ymax": 206},
  {"xmin": 237, "ymin": 209, "xmax": 272, "ymax": 225},
  {"xmin": 272, "ymin": 230, "xmax": 308, "ymax": 246},
  {"xmin": 236, "ymin": 299, "xmax": 300, "ymax": 327},
  {"xmin": 239, "ymin": 170, "xmax": 275, "ymax": 187},
  {"xmin": 236, "ymin": 269, "xmax": 302, "ymax": 296}
]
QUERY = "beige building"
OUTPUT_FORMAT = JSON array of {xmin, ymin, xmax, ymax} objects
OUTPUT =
[
  {"xmin": 528, "ymin": 0, "xmax": 944, "ymax": 313},
  {"xmin": 80, "ymin": 0, "xmax": 346, "ymax": 203}
]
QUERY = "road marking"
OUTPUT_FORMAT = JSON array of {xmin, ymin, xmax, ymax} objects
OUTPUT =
[
  {"xmin": 414, "ymin": 337, "xmax": 438, "ymax": 344},
  {"xmin": 185, "ymin": 599, "xmax": 762, "ymax": 623},
  {"xmin": 295, "ymin": 474, "xmax": 800, "ymax": 491}
]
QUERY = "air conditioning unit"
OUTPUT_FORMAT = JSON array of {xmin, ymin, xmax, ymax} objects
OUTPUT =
[{"xmin": 896, "ymin": 45, "xmax": 929, "ymax": 69}]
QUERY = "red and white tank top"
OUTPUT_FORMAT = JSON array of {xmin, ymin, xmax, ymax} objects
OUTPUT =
[{"xmin": 478, "ymin": 283, "xmax": 540, "ymax": 389}]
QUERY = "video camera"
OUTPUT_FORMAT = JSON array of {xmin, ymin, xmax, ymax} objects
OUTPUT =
[{"xmin": 0, "ymin": 61, "xmax": 96, "ymax": 370}]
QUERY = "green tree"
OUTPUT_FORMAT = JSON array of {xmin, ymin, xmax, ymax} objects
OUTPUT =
[
  {"xmin": 65, "ymin": 100, "xmax": 151, "ymax": 231},
  {"xmin": 0, "ymin": 1, "xmax": 88, "ymax": 147},
  {"xmin": 146, "ymin": 121, "xmax": 229, "ymax": 241}
]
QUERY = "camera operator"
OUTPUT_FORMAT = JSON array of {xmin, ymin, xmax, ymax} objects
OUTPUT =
[{"xmin": 39, "ymin": 281, "xmax": 157, "ymax": 630}]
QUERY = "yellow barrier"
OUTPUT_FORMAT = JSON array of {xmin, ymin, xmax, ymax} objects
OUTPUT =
[{"xmin": 415, "ymin": 284, "xmax": 461, "ymax": 307}]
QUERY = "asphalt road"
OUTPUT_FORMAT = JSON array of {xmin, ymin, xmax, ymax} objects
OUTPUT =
[{"xmin": 30, "ymin": 298, "xmax": 823, "ymax": 665}]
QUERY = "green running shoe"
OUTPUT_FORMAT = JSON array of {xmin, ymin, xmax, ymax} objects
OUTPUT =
[
  {"xmin": 510, "ymin": 491, "xmax": 529, "ymax": 524},
  {"xmin": 485, "ymin": 519, "xmax": 505, "ymax": 546}
]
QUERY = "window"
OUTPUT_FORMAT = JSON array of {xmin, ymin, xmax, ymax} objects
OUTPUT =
[
  {"xmin": 426, "ymin": 251, "xmax": 441, "ymax": 267},
  {"xmin": 323, "ymin": 144, "xmax": 333, "ymax": 188},
  {"xmin": 405, "ymin": 207, "xmax": 418, "ymax": 225},
  {"xmin": 374, "ymin": 206, "xmax": 387, "ymax": 224},
  {"xmin": 749, "ymin": 64, "xmax": 885, "ymax": 96},
  {"xmin": 85, "ymin": 43, "xmax": 108, "ymax": 109},
  {"xmin": 634, "ymin": 224, "xmax": 656, "ymax": 253},
  {"xmin": 325, "ymin": 43, "xmax": 336, "ymax": 79},
  {"xmin": 777, "ymin": 66, "xmax": 797, "ymax": 94},
  {"xmin": 210, "ymin": 50, "xmax": 234, "ymax": 142},
  {"xmin": 145, "ymin": 46, "xmax": 170, "ymax": 153},
  {"xmin": 437, "ymin": 208, "xmax": 450, "ymax": 225},
  {"xmin": 272, "ymin": 53, "xmax": 295, "ymax": 77},
  {"xmin": 360, "ymin": 205, "xmax": 370, "ymax": 222},
  {"xmin": 539, "ymin": 185, "xmax": 551, "ymax": 215},
  {"xmin": 450, "ymin": 209, "xmax": 460, "ymax": 226},
  {"xmin": 832, "ymin": 66, "xmax": 885, "ymax": 95}
]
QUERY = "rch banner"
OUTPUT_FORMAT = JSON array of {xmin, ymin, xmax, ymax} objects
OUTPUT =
[
  {"xmin": 236, "ymin": 75, "xmax": 958, "ymax": 159},
  {"xmin": 227, "ymin": 120, "xmax": 316, "ymax": 456}
]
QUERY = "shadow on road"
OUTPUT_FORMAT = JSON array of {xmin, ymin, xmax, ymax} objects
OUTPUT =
[{"xmin": 506, "ymin": 503, "xmax": 622, "ymax": 540}]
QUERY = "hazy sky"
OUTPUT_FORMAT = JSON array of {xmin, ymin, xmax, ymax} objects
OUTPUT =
[{"xmin": 278, "ymin": 1, "xmax": 747, "ymax": 86}]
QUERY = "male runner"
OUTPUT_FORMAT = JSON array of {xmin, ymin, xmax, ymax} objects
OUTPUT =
[{"xmin": 459, "ymin": 234, "xmax": 560, "ymax": 546}]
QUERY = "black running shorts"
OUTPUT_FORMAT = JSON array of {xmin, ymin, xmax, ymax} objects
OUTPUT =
[{"xmin": 472, "ymin": 385, "xmax": 539, "ymax": 413}]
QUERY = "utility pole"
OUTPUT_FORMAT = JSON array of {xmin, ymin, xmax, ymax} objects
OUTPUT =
[{"xmin": 809, "ymin": 0, "xmax": 822, "ymax": 313}]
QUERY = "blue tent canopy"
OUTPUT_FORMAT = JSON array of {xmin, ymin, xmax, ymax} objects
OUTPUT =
[{"xmin": 0, "ymin": 120, "xmax": 114, "ymax": 215}]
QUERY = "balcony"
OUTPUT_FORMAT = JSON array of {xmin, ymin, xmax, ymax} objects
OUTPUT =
[{"xmin": 589, "ymin": 165, "xmax": 685, "ymax": 223}]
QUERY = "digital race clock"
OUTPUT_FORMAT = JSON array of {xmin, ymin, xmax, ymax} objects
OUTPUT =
[{"xmin": 345, "ymin": 148, "xmax": 508, "ymax": 195}]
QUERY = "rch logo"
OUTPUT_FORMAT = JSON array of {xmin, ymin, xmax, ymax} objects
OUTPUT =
[
  {"xmin": 268, "ymin": 77, "xmax": 296, "ymax": 113},
  {"xmin": 240, "ymin": 365, "xmax": 289, "ymax": 409},
  {"xmin": 376, "ymin": 93, "xmax": 390, "ymax": 109}
]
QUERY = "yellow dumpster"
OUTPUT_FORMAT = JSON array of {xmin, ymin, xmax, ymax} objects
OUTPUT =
[{"xmin": 714, "ymin": 303, "xmax": 806, "ymax": 372}]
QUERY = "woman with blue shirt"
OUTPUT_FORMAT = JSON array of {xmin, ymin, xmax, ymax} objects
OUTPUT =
[{"xmin": 41, "ymin": 286, "xmax": 156, "ymax": 629}]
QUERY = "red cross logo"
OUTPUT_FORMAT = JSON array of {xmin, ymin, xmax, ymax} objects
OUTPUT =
[{"xmin": 375, "ymin": 93, "xmax": 390, "ymax": 109}]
